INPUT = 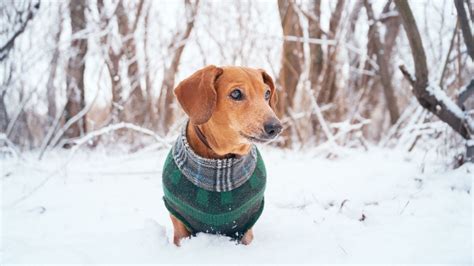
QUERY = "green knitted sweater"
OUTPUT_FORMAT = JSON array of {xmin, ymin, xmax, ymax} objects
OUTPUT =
[{"xmin": 162, "ymin": 148, "xmax": 266, "ymax": 240}]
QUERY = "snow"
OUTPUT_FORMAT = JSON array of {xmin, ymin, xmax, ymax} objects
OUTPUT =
[
  {"xmin": 426, "ymin": 83, "xmax": 474, "ymax": 133},
  {"xmin": 1, "ymin": 146, "xmax": 472, "ymax": 264},
  {"xmin": 427, "ymin": 83, "xmax": 466, "ymax": 120},
  {"xmin": 467, "ymin": 139, "xmax": 474, "ymax": 147}
]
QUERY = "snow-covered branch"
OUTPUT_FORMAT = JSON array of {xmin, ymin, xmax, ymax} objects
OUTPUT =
[
  {"xmin": 0, "ymin": 133, "xmax": 23, "ymax": 160},
  {"xmin": 68, "ymin": 122, "xmax": 171, "ymax": 158},
  {"xmin": 396, "ymin": 0, "xmax": 472, "ymax": 141}
]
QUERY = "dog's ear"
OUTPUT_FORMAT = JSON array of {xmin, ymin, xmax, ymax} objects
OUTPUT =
[
  {"xmin": 260, "ymin": 69, "xmax": 278, "ymax": 110},
  {"xmin": 174, "ymin": 65, "xmax": 223, "ymax": 125}
]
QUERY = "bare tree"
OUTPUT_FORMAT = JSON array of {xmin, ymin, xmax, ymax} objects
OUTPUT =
[
  {"xmin": 98, "ymin": 0, "xmax": 145, "ymax": 125},
  {"xmin": 346, "ymin": 1, "xmax": 401, "ymax": 140},
  {"xmin": 46, "ymin": 4, "xmax": 63, "ymax": 123},
  {"xmin": 0, "ymin": 68, "xmax": 11, "ymax": 132},
  {"xmin": 157, "ymin": 0, "xmax": 200, "ymax": 134},
  {"xmin": 364, "ymin": 0, "xmax": 400, "ymax": 125},
  {"xmin": 0, "ymin": 1, "xmax": 40, "ymax": 132},
  {"xmin": 277, "ymin": 0, "xmax": 304, "ymax": 116},
  {"xmin": 98, "ymin": 0, "xmax": 122, "ymax": 124},
  {"xmin": 0, "ymin": 1, "xmax": 40, "ymax": 62},
  {"xmin": 143, "ymin": 2, "xmax": 157, "ymax": 128},
  {"xmin": 317, "ymin": 0, "xmax": 345, "ymax": 106},
  {"xmin": 306, "ymin": 0, "xmax": 324, "ymax": 137},
  {"xmin": 0, "ymin": 0, "xmax": 468, "ymax": 155},
  {"xmin": 64, "ymin": 0, "xmax": 88, "ymax": 140},
  {"xmin": 395, "ymin": 0, "xmax": 473, "ymax": 161},
  {"xmin": 277, "ymin": 0, "xmax": 305, "ymax": 146},
  {"xmin": 121, "ymin": 0, "xmax": 146, "ymax": 125},
  {"xmin": 308, "ymin": 0, "xmax": 323, "ymax": 94}
]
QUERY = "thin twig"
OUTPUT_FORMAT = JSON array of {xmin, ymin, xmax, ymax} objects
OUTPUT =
[
  {"xmin": 48, "ymin": 77, "xmax": 102, "ymax": 149},
  {"xmin": 398, "ymin": 65, "xmax": 415, "ymax": 86},
  {"xmin": 0, "ymin": 133, "xmax": 24, "ymax": 160},
  {"xmin": 305, "ymin": 86, "xmax": 338, "ymax": 148},
  {"xmin": 457, "ymin": 79, "xmax": 474, "ymax": 108},
  {"xmin": 439, "ymin": 20, "xmax": 459, "ymax": 88},
  {"xmin": 6, "ymin": 122, "xmax": 171, "ymax": 208},
  {"xmin": 67, "ymin": 122, "xmax": 170, "ymax": 160}
]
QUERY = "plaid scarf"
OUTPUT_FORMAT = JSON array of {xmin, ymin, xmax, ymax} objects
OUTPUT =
[{"xmin": 172, "ymin": 124, "xmax": 257, "ymax": 192}]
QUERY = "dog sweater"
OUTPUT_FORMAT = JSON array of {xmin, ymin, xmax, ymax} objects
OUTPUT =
[{"xmin": 162, "ymin": 128, "xmax": 266, "ymax": 240}]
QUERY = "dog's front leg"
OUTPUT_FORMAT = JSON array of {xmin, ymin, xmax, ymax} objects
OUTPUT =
[
  {"xmin": 170, "ymin": 214, "xmax": 191, "ymax": 246},
  {"xmin": 241, "ymin": 228, "xmax": 254, "ymax": 245}
]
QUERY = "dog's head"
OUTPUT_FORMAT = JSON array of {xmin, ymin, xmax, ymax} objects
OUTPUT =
[{"xmin": 174, "ymin": 65, "xmax": 282, "ymax": 145}]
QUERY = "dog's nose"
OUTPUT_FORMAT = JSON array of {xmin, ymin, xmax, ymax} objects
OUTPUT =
[{"xmin": 263, "ymin": 119, "xmax": 282, "ymax": 138}]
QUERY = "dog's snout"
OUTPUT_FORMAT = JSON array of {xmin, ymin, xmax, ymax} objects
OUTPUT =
[{"xmin": 263, "ymin": 119, "xmax": 282, "ymax": 138}]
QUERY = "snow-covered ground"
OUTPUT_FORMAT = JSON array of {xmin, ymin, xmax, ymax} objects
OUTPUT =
[{"xmin": 1, "ymin": 146, "xmax": 472, "ymax": 264}]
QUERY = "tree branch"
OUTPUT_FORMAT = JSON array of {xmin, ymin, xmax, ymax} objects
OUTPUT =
[
  {"xmin": 364, "ymin": 0, "xmax": 400, "ymax": 125},
  {"xmin": 395, "ymin": 0, "xmax": 472, "ymax": 140},
  {"xmin": 458, "ymin": 79, "xmax": 474, "ymax": 109},
  {"xmin": 0, "ymin": 1, "xmax": 40, "ymax": 62},
  {"xmin": 454, "ymin": 0, "xmax": 474, "ymax": 60}
]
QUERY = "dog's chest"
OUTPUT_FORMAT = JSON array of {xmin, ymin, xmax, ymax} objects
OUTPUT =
[{"xmin": 162, "ymin": 148, "xmax": 267, "ymax": 238}]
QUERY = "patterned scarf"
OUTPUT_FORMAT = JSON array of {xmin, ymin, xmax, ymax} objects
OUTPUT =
[{"xmin": 172, "ymin": 124, "xmax": 257, "ymax": 192}]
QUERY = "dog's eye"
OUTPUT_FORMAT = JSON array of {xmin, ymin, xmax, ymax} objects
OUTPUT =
[
  {"xmin": 265, "ymin": 90, "xmax": 271, "ymax": 101},
  {"xmin": 230, "ymin": 89, "xmax": 243, "ymax": 101}
]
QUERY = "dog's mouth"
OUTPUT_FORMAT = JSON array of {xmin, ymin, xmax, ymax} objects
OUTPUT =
[{"xmin": 239, "ymin": 132, "xmax": 273, "ymax": 144}]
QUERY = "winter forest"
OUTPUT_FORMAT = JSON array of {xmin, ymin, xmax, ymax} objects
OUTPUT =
[{"xmin": 1, "ymin": 0, "xmax": 473, "ymax": 264}]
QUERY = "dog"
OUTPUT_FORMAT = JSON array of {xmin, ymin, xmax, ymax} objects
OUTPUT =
[{"xmin": 162, "ymin": 65, "xmax": 282, "ymax": 246}]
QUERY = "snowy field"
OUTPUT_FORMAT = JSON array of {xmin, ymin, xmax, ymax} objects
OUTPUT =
[{"xmin": 1, "ymin": 146, "xmax": 472, "ymax": 264}]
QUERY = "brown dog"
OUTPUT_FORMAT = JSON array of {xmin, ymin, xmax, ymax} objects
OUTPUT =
[{"xmin": 165, "ymin": 65, "xmax": 282, "ymax": 246}]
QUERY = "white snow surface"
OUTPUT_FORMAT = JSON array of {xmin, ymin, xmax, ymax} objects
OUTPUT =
[{"xmin": 1, "ymin": 147, "xmax": 472, "ymax": 264}]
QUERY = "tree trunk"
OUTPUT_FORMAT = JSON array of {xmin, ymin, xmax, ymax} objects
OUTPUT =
[
  {"xmin": 144, "ymin": 5, "xmax": 157, "ymax": 129},
  {"xmin": 454, "ymin": 0, "xmax": 474, "ymax": 60},
  {"xmin": 0, "ymin": 89, "xmax": 8, "ymax": 132},
  {"xmin": 106, "ymin": 0, "xmax": 127, "ymax": 124},
  {"xmin": 346, "ymin": 1, "xmax": 363, "ymax": 57},
  {"xmin": 157, "ymin": 0, "xmax": 199, "ymax": 134},
  {"xmin": 64, "ymin": 0, "xmax": 88, "ymax": 140},
  {"xmin": 99, "ymin": 0, "xmax": 147, "ymax": 126},
  {"xmin": 364, "ymin": 0, "xmax": 400, "ymax": 125},
  {"xmin": 277, "ymin": 0, "xmax": 304, "ymax": 146},
  {"xmin": 47, "ymin": 4, "xmax": 63, "ymax": 123},
  {"xmin": 308, "ymin": 0, "xmax": 324, "ymax": 137},
  {"xmin": 317, "ymin": 0, "xmax": 345, "ymax": 105},
  {"xmin": 308, "ymin": 0, "xmax": 323, "ymax": 88},
  {"xmin": 277, "ymin": 0, "xmax": 304, "ymax": 115},
  {"xmin": 123, "ymin": 0, "xmax": 146, "ymax": 125}
]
